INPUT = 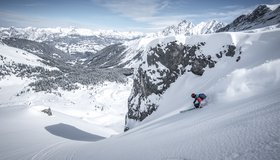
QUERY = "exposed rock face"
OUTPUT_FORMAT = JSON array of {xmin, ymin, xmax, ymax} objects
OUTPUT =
[
  {"xmin": 217, "ymin": 4, "xmax": 280, "ymax": 32},
  {"xmin": 125, "ymin": 41, "xmax": 235, "ymax": 130},
  {"xmin": 41, "ymin": 108, "xmax": 52, "ymax": 116}
]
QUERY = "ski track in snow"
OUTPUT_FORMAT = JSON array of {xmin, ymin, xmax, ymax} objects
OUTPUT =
[
  {"xmin": 31, "ymin": 141, "xmax": 67, "ymax": 160},
  {"xmin": 29, "ymin": 141, "xmax": 85, "ymax": 160}
]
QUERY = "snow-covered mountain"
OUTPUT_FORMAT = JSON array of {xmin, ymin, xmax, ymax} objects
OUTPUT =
[
  {"xmin": 0, "ymin": 42, "xmax": 58, "ymax": 71},
  {"xmin": 97, "ymin": 20, "xmax": 226, "ymax": 67},
  {"xmin": 0, "ymin": 27, "xmax": 145, "ymax": 55},
  {"xmin": 160, "ymin": 20, "xmax": 226, "ymax": 36},
  {"xmin": 0, "ymin": 27, "xmax": 144, "ymax": 42},
  {"xmin": 85, "ymin": 37, "xmax": 151, "ymax": 68},
  {"xmin": 217, "ymin": 4, "xmax": 280, "ymax": 32}
]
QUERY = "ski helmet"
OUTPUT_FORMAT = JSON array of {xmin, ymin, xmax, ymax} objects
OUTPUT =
[{"xmin": 191, "ymin": 93, "xmax": 196, "ymax": 98}]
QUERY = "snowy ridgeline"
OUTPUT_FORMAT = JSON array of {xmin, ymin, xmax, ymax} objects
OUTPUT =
[
  {"xmin": 0, "ymin": 28, "xmax": 279, "ymax": 160},
  {"xmin": 0, "ymin": 27, "xmax": 145, "ymax": 41},
  {"xmin": 159, "ymin": 20, "xmax": 226, "ymax": 36}
]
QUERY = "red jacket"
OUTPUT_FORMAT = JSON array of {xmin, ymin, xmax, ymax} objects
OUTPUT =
[{"xmin": 197, "ymin": 97, "xmax": 202, "ymax": 103}]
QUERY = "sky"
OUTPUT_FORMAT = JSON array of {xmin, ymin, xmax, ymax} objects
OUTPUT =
[{"xmin": 0, "ymin": 0, "xmax": 279, "ymax": 32}]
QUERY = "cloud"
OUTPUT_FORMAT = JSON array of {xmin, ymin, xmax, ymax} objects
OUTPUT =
[
  {"xmin": 93, "ymin": 0, "xmax": 256, "ymax": 32},
  {"xmin": 0, "ymin": 11, "xmax": 42, "ymax": 26},
  {"xmin": 0, "ymin": 10, "xmax": 96, "ymax": 29},
  {"xmin": 205, "ymin": 6, "xmax": 255, "ymax": 22},
  {"xmin": 94, "ymin": 0, "xmax": 169, "ymax": 18},
  {"xmin": 220, "ymin": 5, "xmax": 242, "ymax": 10},
  {"xmin": 23, "ymin": 2, "xmax": 46, "ymax": 7},
  {"xmin": 92, "ymin": 0, "xmax": 199, "ymax": 30}
]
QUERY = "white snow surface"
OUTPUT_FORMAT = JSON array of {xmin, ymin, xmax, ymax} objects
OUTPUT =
[
  {"xmin": 0, "ymin": 76, "xmax": 133, "ymax": 134},
  {"xmin": 267, "ymin": 4, "xmax": 280, "ymax": 10},
  {"xmin": 0, "ymin": 43, "xmax": 57, "ymax": 70},
  {"xmin": 1, "ymin": 28, "xmax": 280, "ymax": 159}
]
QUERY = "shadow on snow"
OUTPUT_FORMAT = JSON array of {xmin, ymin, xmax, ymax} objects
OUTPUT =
[{"xmin": 45, "ymin": 123, "xmax": 105, "ymax": 142}]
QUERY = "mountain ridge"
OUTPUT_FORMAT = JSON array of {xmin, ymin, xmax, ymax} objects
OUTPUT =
[
  {"xmin": 160, "ymin": 20, "xmax": 226, "ymax": 36},
  {"xmin": 217, "ymin": 4, "xmax": 280, "ymax": 32}
]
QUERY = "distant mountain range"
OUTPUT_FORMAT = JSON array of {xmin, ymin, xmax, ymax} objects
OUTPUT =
[
  {"xmin": 0, "ymin": 27, "xmax": 145, "ymax": 55},
  {"xmin": 159, "ymin": 20, "xmax": 226, "ymax": 36},
  {"xmin": 0, "ymin": 27, "xmax": 144, "ymax": 41}
]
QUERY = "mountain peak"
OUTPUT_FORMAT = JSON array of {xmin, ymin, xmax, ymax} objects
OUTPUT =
[
  {"xmin": 217, "ymin": 3, "xmax": 280, "ymax": 32},
  {"xmin": 178, "ymin": 20, "xmax": 194, "ymax": 26},
  {"xmin": 161, "ymin": 20, "xmax": 225, "ymax": 36}
]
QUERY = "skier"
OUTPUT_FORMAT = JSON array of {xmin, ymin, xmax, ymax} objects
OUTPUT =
[{"xmin": 191, "ymin": 93, "xmax": 207, "ymax": 108}]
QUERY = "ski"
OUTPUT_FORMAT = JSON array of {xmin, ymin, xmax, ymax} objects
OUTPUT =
[{"xmin": 179, "ymin": 107, "xmax": 196, "ymax": 113}]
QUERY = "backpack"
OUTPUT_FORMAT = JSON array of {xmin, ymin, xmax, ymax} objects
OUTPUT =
[{"xmin": 199, "ymin": 93, "xmax": 207, "ymax": 100}]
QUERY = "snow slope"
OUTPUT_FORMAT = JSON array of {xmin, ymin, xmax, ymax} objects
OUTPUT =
[
  {"xmin": 0, "ymin": 106, "xmax": 108, "ymax": 160},
  {"xmin": 0, "ymin": 76, "xmax": 132, "ymax": 133},
  {"xmin": 0, "ymin": 28, "xmax": 280, "ymax": 159},
  {"xmin": 0, "ymin": 43, "xmax": 57, "ymax": 70}
]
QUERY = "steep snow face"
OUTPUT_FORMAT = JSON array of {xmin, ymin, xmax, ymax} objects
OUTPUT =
[
  {"xmin": 213, "ymin": 59, "xmax": 280, "ymax": 101},
  {"xmin": 125, "ymin": 28, "xmax": 280, "ymax": 129},
  {"xmin": 160, "ymin": 20, "xmax": 226, "ymax": 36},
  {"xmin": 217, "ymin": 4, "xmax": 280, "ymax": 32}
]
